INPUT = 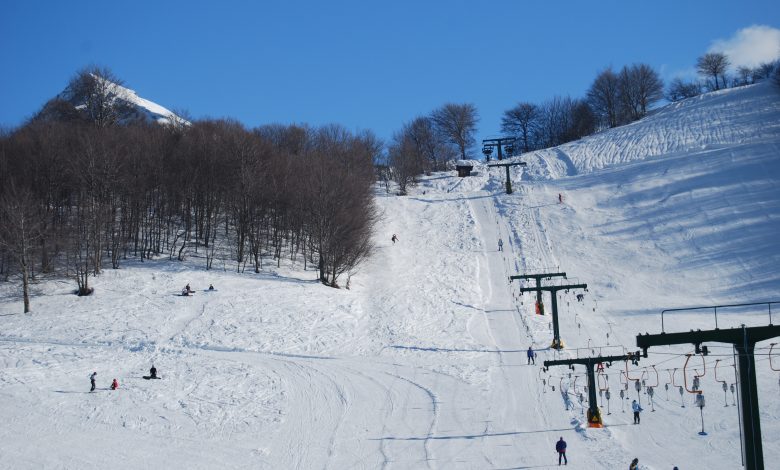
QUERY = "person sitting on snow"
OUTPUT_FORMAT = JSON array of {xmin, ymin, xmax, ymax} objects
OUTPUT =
[
  {"xmin": 208, "ymin": 284, "xmax": 214, "ymax": 291},
  {"xmin": 110, "ymin": 378, "xmax": 119, "ymax": 390},
  {"xmin": 150, "ymin": 365, "xmax": 157, "ymax": 379}
]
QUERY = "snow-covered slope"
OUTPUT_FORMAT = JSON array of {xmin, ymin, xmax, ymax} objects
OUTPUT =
[
  {"xmin": 522, "ymin": 81, "xmax": 780, "ymax": 179},
  {"xmin": 1, "ymin": 81, "xmax": 779, "ymax": 469}
]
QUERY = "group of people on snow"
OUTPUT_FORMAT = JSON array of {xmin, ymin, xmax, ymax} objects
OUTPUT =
[
  {"xmin": 90, "ymin": 365, "xmax": 158, "ymax": 392},
  {"xmin": 181, "ymin": 283, "xmax": 215, "ymax": 296},
  {"xmin": 90, "ymin": 371, "xmax": 119, "ymax": 392}
]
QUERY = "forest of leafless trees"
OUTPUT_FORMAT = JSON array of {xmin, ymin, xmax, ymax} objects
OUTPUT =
[{"xmin": 0, "ymin": 69, "xmax": 380, "ymax": 311}]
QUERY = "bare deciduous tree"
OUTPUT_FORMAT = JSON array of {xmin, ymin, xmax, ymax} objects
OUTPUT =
[
  {"xmin": 735, "ymin": 66, "xmax": 753, "ymax": 86},
  {"xmin": 667, "ymin": 78, "xmax": 702, "ymax": 102},
  {"xmin": 0, "ymin": 184, "xmax": 42, "ymax": 312},
  {"xmin": 64, "ymin": 66, "xmax": 134, "ymax": 127},
  {"xmin": 406, "ymin": 117, "xmax": 455, "ymax": 172},
  {"xmin": 696, "ymin": 52, "xmax": 731, "ymax": 91},
  {"xmin": 587, "ymin": 67, "xmax": 621, "ymax": 129},
  {"xmin": 430, "ymin": 103, "xmax": 479, "ymax": 160},
  {"xmin": 387, "ymin": 130, "xmax": 423, "ymax": 195},
  {"xmin": 618, "ymin": 64, "xmax": 664, "ymax": 121},
  {"xmin": 501, "ymin": 103, "xmax": 541, "ymax": 152}
]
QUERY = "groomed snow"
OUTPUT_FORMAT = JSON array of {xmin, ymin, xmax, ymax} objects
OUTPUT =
[{"xmin": 1, "ymin": 82, "xmax": 779, "ymax": 469}]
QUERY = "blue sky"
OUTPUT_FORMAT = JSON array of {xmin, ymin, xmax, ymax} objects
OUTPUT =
[{"xmin": 1, "ymin": 1, "xmax": 778, "ymax": 141}]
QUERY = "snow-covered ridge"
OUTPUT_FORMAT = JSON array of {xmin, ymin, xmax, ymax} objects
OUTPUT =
[
  {"xmin": 522, "ymin": 81, "xmax": 780, "ymax": 179},
  {"xmin": 60, "ymin": 74, "xmax": 189, "ymax": 127}
]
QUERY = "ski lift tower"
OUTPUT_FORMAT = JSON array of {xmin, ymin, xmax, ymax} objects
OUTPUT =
[
  {"xmin": 519, "ymin": 282, "xmax": 587, "ymax": 349},
  {"xmin": 488, "ymin": 161, "xmax": 527, "ymax": 195},
  {"xmin": 509, "ymin": 272, "xmax": 568, "ymax": 315},
  {"xmin": 482, "ymin": 137, "xmax": 516, "ymax": 162},
  {"xmin": 544, "ymin": 351, "xmax": 641, "ymax": 428},
  {"xmin": 637, "ymin": 301, "xmax": 780, "ymax": 470}
]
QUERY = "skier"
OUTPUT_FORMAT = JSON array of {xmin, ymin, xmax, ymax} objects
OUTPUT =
[
  {"xmin": 186, "ymin": 283, "xmax": 193, "ymax": 293},
  {"xmin": 150, "ymin": 365, "xmax": 157, "ymax": 379},
  {"xmin": 576, "ymin": 293, "xmax": 584, "ymax": 302},
  {"xmin": 181, "ymin": 287, "xmax": 189, "ymax": 296},
  {"xmin": 527, "ymin": 347, "xmax": 535, "ymax": 365},
  {"xmin": 558, "ymin": 193, "xmax": 563, "ymax": 204},
  {"xmin": 110, "ymin": 378, "xmax": 119, "ymax": 390},
  {"xmin": 555, "ymin": 436, "xmax": 567, "ymax": 465},
  {"xmin": 632, "ymin": 399, "xmax": 643, "ymax": 424},
  {"xmin": 391, "ymin": 234, "xmax": 398, "ymax": 244},
  {"xmin": 208, "ymin": 284, "xmax": 215, "ymax": 291},
  {"xmin": 629, "ymin": 457, "xmax": 640, "ymax": 470},
  {"xmin": 89, "ymin": 371, "xmax": 97, "ymax": 392},
  {"xmin": 498, "ymin": 238, "xmax": 504, "ymax": 252}
]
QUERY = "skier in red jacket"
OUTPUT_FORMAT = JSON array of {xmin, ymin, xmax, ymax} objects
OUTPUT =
[{"xmin": 110, "ymin": 378, "xmax": 119, "ymax": 390}]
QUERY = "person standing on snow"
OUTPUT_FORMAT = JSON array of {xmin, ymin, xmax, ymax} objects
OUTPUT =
[
  {"xmin": 558, "ymin": 193, "xmax": 563, "ymax": 204},
  {"xmin": 150, "ymin": 365, "xmax": 157, "ymax": 379},
  {"xmin": 498, "ymin": 238, "xmax": 504, "ymax": 252},
  {"xmin": 90, "ymin": 371, "xmax": 97, "ymax": 392},
  {"xmin": 391, "ymin": 234, "xmax": 398, "ymax": 244},
  {"xmin": 527, "ymin": 347, "xmax": 536, "ymax": 365},
  {"xmin": 632, "ymin": 400, "xmax": 643, "ymax": 424},
  {"xmin": 629, "ymin": 457, "xmax": 639, "ymax": 470},
  {"xmin": 555, "ymin": 437, "xmax": 567, "ymax": 465}
]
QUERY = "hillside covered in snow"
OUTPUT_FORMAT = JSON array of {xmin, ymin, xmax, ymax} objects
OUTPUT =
[
  {"xmin": 1, "ymin": 82, "xmax": 779, "ymax": 469},
  {"xmin": 522, "ymin": 80, "xmax": 780, "ymax": 180}
]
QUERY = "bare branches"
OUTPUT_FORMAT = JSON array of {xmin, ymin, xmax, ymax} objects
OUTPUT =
[
  {"xmin": 501, "ymin": 103, "xmax": 540, "ymax": 153},
  {"xmin": 0, "ymin": 183, "xmax": 42, "ymax": 312},
  {"xmin": 430, "ymin": 103, "xmax": 479, "ymax": 160},
  {"xmin": 696, "ymin": 52, "xmax": 731, "ymax": 91}
]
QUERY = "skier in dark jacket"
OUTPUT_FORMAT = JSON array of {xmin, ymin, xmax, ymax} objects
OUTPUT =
[
  {"xmin": 150, "ymin": 365, "xmax": 157, "ymax": 379},
  {"xmin": 555, "ymin": 437, "xmax": 567, "ymax": 465},
  {"xmin": 527, "ymin": 347, "xmax": 536, "ymax": 365},
  {"xmin": 629, "ymin": 457, "xmax": 639, "ymax": 470},
  {"xmin": 90, "ymin": 371, "xmax": 97, "ymax": 392}
]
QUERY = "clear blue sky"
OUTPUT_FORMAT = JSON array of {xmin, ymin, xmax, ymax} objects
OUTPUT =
[{"xmin": 1, "ymin": 1, "xmax": 778, "ymax": 141}]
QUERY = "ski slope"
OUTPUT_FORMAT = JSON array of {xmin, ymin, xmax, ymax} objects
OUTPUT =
[{"xmin": 1, "ymin": 82, "xmax": 780, "ymax": 469}]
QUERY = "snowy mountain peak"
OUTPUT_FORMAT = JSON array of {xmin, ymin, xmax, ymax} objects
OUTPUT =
[{"xmin": 57, "ymin": 73, "xmax": 189, "ymax": 127}]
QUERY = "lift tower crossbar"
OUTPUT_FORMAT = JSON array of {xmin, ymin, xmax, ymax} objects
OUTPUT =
[
  {"xmin": 519, "ymin": 283, "xmax": 587, "ymax": 349},
  {"xmin": 509, "ymin": 272, "xmax": 567, "ymax": 314},
  {"xmin": 487, "ymin": 161, "xmax": 527, "ymax": 194},
  {"xmin": 482, "ymin": 137, "xmax": 516, "ymax": 161},
  {"xmin": 637, "ymin": 324, "xmax": 780, "ymax": 470},
  {"xmin": 544, "ymin": 352, "xmax": 641, "ymax": 428}
]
